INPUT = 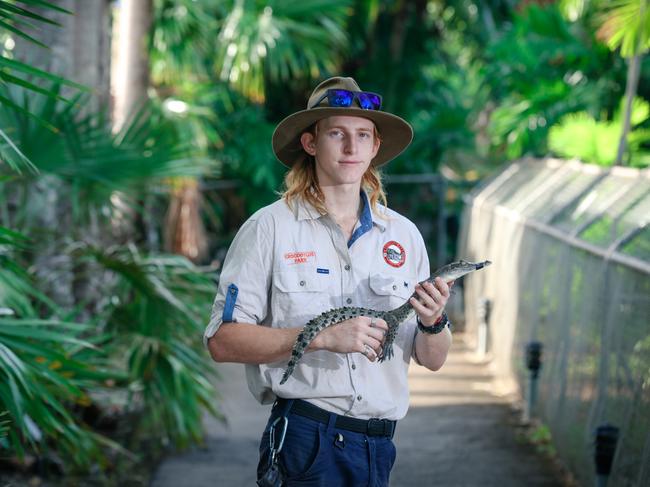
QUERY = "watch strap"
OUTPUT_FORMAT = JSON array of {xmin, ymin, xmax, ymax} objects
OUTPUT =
[{"xmin": 417, "ymin": 312, "xmax": 450, "ymax": 335}]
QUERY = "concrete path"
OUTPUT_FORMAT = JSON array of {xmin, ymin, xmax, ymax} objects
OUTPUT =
[{"xmin": 150, "ymin": 335, "xmax": 566, "ymax": 486}]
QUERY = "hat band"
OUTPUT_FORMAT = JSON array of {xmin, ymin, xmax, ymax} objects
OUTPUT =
[{"xmin": 308, "ymin": 89, "xmax": 382, "ymax": 111}]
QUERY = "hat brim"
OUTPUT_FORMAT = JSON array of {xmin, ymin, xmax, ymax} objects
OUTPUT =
[{"xmin": 272, "ymin": 107, "xmax": 413, "ymax": 168}]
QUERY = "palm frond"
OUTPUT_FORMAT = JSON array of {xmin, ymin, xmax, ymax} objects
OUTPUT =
[
  {"xmin": 83, "ymin": 245, "xmax": 222, "ymax": 445},
  {"xmin": 597, "ymin": 0, "xmax": 650, "ymax": 57},
  {"xmin": 0, "ymin": 0, "xmax": 84, "ymax": 172},
  {"xmin": 0, "ymin": 84, "xmax": 215, "ymax": 219},
  {"xmin": 214, "ymin": 0, "xmax": 351, "ymax": 101},
  {"xmin": 0, "ymin": 317, "xmax": 125, "ymax": 468}
]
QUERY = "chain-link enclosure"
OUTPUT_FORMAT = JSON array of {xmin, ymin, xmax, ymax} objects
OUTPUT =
[{"xmin": 458, "ymin": 158, "xmax": 650, "ymax": 486}]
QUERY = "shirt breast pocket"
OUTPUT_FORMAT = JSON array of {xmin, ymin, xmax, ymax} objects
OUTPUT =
[
  {"xmin": 272, "ymin": 268, "xmax": 329, "ymax": 327},
  {"xmin": 367, "ymin": 273, "xmax": 416, "ymax": 312}
]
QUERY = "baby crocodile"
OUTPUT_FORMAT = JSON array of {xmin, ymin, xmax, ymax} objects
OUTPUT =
[{"xmin": 280, "ymin": 259, "xmax": 491, "ymax": 384}]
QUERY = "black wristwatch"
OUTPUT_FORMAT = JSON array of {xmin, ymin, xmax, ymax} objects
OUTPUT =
[{"xmin": 417, "ymin": 312, "xmax": 450, "ymax": 335}]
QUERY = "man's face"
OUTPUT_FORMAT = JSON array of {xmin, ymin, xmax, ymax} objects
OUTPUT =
[{"xmin": 302, "ymin": 116, "xmax": 380, "ymax": 188}]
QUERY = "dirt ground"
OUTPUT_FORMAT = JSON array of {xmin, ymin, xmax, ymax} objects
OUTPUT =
[{"xmin": 150, "ymin": 335, "xmax": 571, "ymax": 487}]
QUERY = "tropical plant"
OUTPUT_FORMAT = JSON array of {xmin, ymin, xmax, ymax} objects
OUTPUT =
[
  {"xmin": 0, "ymin": 226, "xmax": 127, "ymax": 469},
  {"xmin": 1, "ymin": 173, "xmax": 220, "ymax": 474},
  {"xmin": 0, "ymin": 0, "xmax": 84, "ymax": 172},
  {"xmin": 211, "ymin": 0, "xmax": 351, "ymax": 102},
  {"xmin": 0, "ymin": 315, "xmax": 127, "ymax": 467},
  {"xmin": 484, "ymin": 3, "xmax": 625, "ymax": 159},
  {"xmin": 86, "ymin": 245, "xmax": 221, "ymax": 447},
  {"xmin": 596, "ymin": 0, "xmax": 650, "ymax": 165},
  {"xmin": 549, "ymin": 96, "xmax": 650, "ymax": 166},
  {"xmin": 0, "ymin": 70, "xmax": 220, "ymax": 475}
]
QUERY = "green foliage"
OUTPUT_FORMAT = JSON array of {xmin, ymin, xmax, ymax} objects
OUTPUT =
[
  {"xmin": 548, "ymin": 97, "xmax": 650, "ymax": 166},
  {"xmin": 0, "ymin": 410, "xmax": 9, "ymax": 438},
  {"xmin": 0, "ymin": 0, "xmax": 86, "ymax": 172},
  {"xmin": 0, "ymin": 82, "xmax": 221, "ymax": 471},
  {"xmin": 0, "ymin": 85, "xmax": 215, "ymax": 233},
  {"xmin": 397, "ymin": 60, "xmax": 482, "ymax": 174},
  {"xmin": 630, "ymin": 334, "xmax": 650, "ymax": 391},
  {"xmin": 484, "ymin": 3, "xmax": 623, "ymax": 159},
  {"xmin": 1, "ymin": 84, "xmax": 211, "ymax": 184},
  {"xmin": 528, "ymin": 423, "xmax": 557, "ymax": 457},
  {"xmin": 598, "ymin": 0, "xmax": 650, "ymax": 57},
  {"xmin": 0, "ymin": 317, "xmax": 125, "ymax": 468},
  {"xmin": 86, "ymin": 246, "xmax": 221, "ymax": 447},
  {"xmin": 0, "ymin": 224, "xmax": 221, "ymax": 470},
  {"xmin": 0, "ymin": 226, "xmax": 125, "ymax": 468},
  {"xmin": 213, "ymin": 0, "xmax": 351, "ymax": 101},
  {"xmin": 152, "ymin": 0, "xmax": 351, "ymax": 103}
]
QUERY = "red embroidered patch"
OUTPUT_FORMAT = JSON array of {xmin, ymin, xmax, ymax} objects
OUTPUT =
[
  {"xmin": 383, "ymin": 241, "xmax": 405, "ymax": 268},
  {"xmin": 284, "ymin": 250, "xmax": 316, "ymax": 265}
]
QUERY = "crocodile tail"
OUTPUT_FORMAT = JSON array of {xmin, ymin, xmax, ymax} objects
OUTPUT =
[{"xmin": 280, "ymin": 365, "xmax": 292, "ymax": 384}]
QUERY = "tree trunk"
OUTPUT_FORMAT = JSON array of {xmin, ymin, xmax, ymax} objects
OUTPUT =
[
  {"xmin": 12, "ymin": 1, "xmax": 112, "ymax": 313},
  {"xmin": 614, "ymin": 54, "xmax": 642, "ymax": 166},
  {"xmin": 164, "ymin": 179, "xmax": 208, "ymax": 263},
  {"xmin": 14, "ymin": 0, "xmax": 112, "ymax": 112},
  {"xmin": 111, "ymin": 0, "xmax": 153, "ymax": 132}
]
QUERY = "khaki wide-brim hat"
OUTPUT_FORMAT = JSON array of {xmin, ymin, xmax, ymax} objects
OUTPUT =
[{"xmin": 272, "ymin": 76, "xmax": 413, "ymax": 167}]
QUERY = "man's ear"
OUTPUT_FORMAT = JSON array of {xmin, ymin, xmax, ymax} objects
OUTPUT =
[
  {"xmin": 300, "ymin": 132, "xmax": 317, "ymax": 156},
  {"xmin": 371, "ymin": 135, "xmax": 381, "ymax": 159}
]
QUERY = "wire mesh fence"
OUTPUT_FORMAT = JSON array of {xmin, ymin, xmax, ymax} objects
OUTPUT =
[{"xmin": 458, "ymin": 157, "xmax": 650, "ymax": 487}]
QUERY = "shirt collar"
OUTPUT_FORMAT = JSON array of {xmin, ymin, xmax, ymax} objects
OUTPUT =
[
  {"xmin": 292, "ymin": 190, "xmax": 387, "ymax": 231},
  {"xmin": 360, "ymin": 189, "xmax": 386, "ymax": 232},
  {"xmin": 293, "ymin": 196, "xmax": 323, "ymax": 221}
]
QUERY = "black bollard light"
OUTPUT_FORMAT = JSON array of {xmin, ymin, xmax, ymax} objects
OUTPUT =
[
  {"xmin": 523, "ymin": 341, "xmax": 543, "ymax": 421},
  {"xmin": 594, "ymin": 424, "xmax": 619, "ymax": 487},
  {"xmin": 526, "ymin": 342, "xmax": 543, "ymax": 378}
]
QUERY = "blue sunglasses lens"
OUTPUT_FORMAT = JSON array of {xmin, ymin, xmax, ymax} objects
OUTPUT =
[
  {"xmin": 324, "ymin": 89, "xmax": 382, "ymax": 110},
  {"xmin": 357, "ymin": 92, "xmax": 381, "ymax": 110},
  {"xmin": 328, "ymin": 89, "xmax": 355, "ymax": 107}
]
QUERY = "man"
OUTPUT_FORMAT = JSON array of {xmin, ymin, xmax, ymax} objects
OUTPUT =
[{"xmin": 205, "ymin": 76, "xmax": 453, "ymax": 486}]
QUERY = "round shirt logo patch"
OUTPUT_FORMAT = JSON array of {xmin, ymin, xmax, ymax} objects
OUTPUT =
[{"xmin": 383, "ymin": 241, "xmax": 406, "ymax": 268}]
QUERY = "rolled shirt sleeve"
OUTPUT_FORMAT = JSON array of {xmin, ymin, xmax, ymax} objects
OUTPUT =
[{"xmin": 203, "ymin": 213, "xmax": 274, "ymax": 346}]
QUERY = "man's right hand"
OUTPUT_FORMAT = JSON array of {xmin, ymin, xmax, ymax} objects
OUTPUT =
[{"xmin": 310, "ymin": 316, "xmax": 388, "ymax": 362}]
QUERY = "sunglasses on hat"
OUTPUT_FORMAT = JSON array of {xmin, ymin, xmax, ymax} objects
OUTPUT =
[{"xmin": 309, "ymin": 89, "xmax": 382, "ymax": 111}]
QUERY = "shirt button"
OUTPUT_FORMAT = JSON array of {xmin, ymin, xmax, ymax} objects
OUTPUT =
[
  {"xmin": 344, "ymin": 264, "xmax": 351, "ymax": 271},
  {"xmin": 299, "ymin": 280, "xmax": 305, "ymax": 286},
  {"xmin": 357, "ymin": 395, "xmax": 362, "ymax": 401},
  {"xmin": 351, "ymin": 364, "xmax": 356, "ymax": 370},
  {"xmin": 346, "ymin": 298, "xmax": 352, "ymax": 304},
  {"xmin": 392, "ymin": 284, "xmax": 397, "ymax": 290}
]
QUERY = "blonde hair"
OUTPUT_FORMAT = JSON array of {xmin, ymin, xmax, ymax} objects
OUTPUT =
[{"xmin": 282, "ymin": 123, "xmax": 388, "ymax": 215}]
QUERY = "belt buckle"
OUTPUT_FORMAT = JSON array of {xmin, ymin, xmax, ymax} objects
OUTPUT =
[{"xmin": 367, "ymin": 418, "xmax": 386, "ymax": 436}]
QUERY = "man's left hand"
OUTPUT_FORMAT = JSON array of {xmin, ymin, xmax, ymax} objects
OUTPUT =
[{"xmin": 409, "ymin": 278, "xmax": 454, "ymax": 326}]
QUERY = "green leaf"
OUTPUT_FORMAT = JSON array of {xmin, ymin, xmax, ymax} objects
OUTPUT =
[
  {"xmin": 0, "ymin": 56, "xmax": 87, "ymax": 91},
  {"xmin": 0, "ymin": 1, "xmax": 62, "ymax": 27},
  {"xmin": 0, "ymin": 18, "xmax": 50, "ymax": 47},
  {"xmin": 0, "ymin": 0, "xmax": 72, "ymax": 15},
  {"xmin": 597, "ymin": 0, "xmax": 650, "ymax": 57}
]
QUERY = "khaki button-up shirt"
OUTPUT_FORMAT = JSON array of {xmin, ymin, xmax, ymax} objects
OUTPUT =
[{"xmin": 204, "ymin": 192, "xmax": 430, "ymax": 420}]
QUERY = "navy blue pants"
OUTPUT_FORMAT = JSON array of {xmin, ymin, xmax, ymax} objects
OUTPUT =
[{"xmin": 257, "ymin": 404, "xmax": 397, "ymax": 486}]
